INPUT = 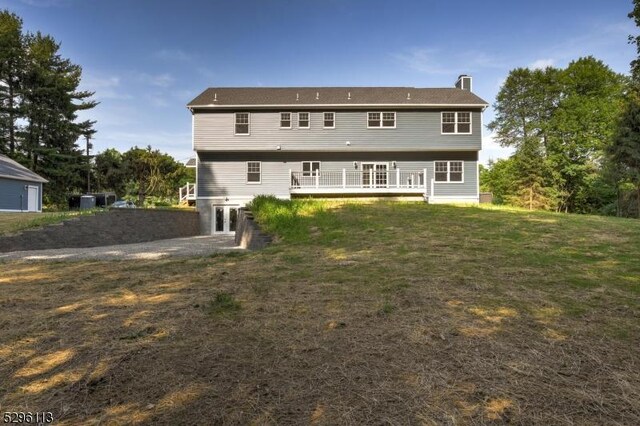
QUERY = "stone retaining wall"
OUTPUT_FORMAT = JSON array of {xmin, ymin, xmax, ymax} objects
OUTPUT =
[
  {"xmin": 234, "ymin": 208, "xmax": 272, "ymax": 250},
  {"xmin": 0, "ymin": 209, "xmax": 200, "ymax": 252}
]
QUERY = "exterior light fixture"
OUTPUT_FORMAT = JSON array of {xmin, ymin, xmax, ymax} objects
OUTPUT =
[
  {"xmin": 346, "ymin": 141, "xmax": 351, "ymax": 146},
  {"xmin": 276, "ymin": 145, "xmax": 281, "ymax": 150},
  {"xmin": 353, "ymin": 161, "xmax": 358, "ymax": 168},
  {"xmin": 392, "ymin": 161, "xmax": 397, "ymax": 168}
]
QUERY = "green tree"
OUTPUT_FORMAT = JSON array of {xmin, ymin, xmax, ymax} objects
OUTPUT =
[
  {"xmin": 609, "ymin": 91, "xmax": 640, "ymax": 217},
  {"xmin": 480, "ymin": 158, "xmax": 517, "ymax": 205},
  {"xmin": 0, "ymin": 10, "xmax": 24, "ymax": 155},
  {"xmin": 94, "ymin": 148, "xmax": 126, "ymax": 196},
  {"xmin": 547, "ymin": 57, "xmax": 625, "ymax": 212},
  {"xmin": 122, "ymin": 146, "xmax": 191, "ymax": 205},
  {"xmin": 20, "ymin": 32, "xmax": 97, "ymax": 205}
]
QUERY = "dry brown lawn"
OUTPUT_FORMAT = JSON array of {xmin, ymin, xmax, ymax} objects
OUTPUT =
[{"xmin": 1, "ymin": 202, "xmax": 639, "ymax": 424}]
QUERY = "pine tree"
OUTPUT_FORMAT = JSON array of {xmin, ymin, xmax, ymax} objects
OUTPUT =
[
  {"xmin": 21, "ymin": 32, "xmax": 97, "ymax": 205},
  {"xmin": 0, "ymin": 10, "xmax": 24, "ymax": 156}
]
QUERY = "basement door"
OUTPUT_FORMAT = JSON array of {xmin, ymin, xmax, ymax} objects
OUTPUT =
[
  {"xmin": 27, "ymin": 186, "xmax": 38, "ymax": 212},
  {"xmin": 212, "ymin": 205, "xmax": 239, "ymax": 234}
]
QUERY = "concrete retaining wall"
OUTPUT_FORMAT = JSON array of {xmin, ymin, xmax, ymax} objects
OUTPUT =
[
  {"xmin": 234, "ymin": 208, "xmax": 272, "ymax": 250},
  {"xmin": 0, "ymin": 209, "xmax": 200, "ymax": 252}
]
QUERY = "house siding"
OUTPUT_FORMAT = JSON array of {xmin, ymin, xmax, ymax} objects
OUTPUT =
[
  {"xmin": 193, "ymin": 110, "xmax": 482, "ymax": 151},
  {"xmin": 0, "ymin": 178, "xmax": 42, "ymax": 212},
  {"xmin": 197, "ymin": 151, "xmax": 478, "ymax": 199}
]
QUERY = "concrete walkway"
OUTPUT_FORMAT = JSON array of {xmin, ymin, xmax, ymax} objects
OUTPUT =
[{"xmin": 0, "ymin": 235, "xmax": 242, "ymax": 262}]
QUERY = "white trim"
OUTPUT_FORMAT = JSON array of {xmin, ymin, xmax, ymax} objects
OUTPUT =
[
  {"xmin": 428, "ymin": 195, "xmax": 479, "ymax": 204},
  {"xmin": 246, "ymin": 161, "xmax": 261, "ymax": 184},
  {"xmin": 190, "ymin": 103, "xmax": 489, "ymax": 109},
  {"xmin": 440, "ymin": 111, "xmax": 472, "ymax": 135},
  {"xmin": 26, "ymin": 184, "xmax": 40, "ymax": 212},
  {"xmin": 212, "ymin": 204, "xmax": 241, "ymax": 235},
  {"xmin": 279, "ymin": 112, "xmax": 292, "ymax": 129},
  {"xmin": 234, "ymin": 112, "xmax": 251, "ymax": 136},
  {"xmin": 191, "ymin": 114, "xmax": 195, "ymax": 151},
  {"xmin": 323, "ymin": 112, "xmax": 335, "ymax": 129},
  {"xmin": 434, "ymin": 160, "xmax": 464, "ymax": 183},
  {"xmin": 367, "ymin": 111, "xmax": 396, "ymax": 129},
  {"xmin": 0, "ymin": 208, "xmax": 33, "ymax": 212},
  {"xmin": 298, "ymin": 112, "xmax": 310, "ymax": 129},
  {"xmin": 290, "ymin": 187, "xmax": 425, "ymax": 195}
]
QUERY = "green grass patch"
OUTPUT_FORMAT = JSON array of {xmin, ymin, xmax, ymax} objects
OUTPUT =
[{"xmin": 206, "ymin": 292, "xmax": 242, "ymax": 316}]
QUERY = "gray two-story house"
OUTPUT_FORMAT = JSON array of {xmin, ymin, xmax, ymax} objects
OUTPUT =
[{"xmin": 188, "ymin": 75, "xmax": 488, "ymax": 234}]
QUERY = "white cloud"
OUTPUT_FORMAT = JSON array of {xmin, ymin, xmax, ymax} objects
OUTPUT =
[
  {"xmin": 80, "ymin": 74, "xmax": 132, "ymax": 100},
  {"xmin": 19, "ymin": 0, "xmax": 70, "ymax": 6},
  {"xmin": 528, "ymin": 58, "xmax": 555, "ymax": 70},
  {"xmin": 154, "ymin": 49, "xmax": 193, "ymax": 62},
  {"xmin": 394, "ymin": 47, "xmax": 504, "ymax": 75},
  {"xmin": 479, "ymin": 133, "xmax": 514, "ymax": 165},
  {"xmin": 137, "ymin": 72, "xmax": 174, "ymax": 87}
]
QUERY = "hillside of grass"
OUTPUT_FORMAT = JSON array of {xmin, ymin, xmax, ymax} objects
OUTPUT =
[{"xmin": 1, "ymin": 199, "xmax": 639, "ymax": 424}]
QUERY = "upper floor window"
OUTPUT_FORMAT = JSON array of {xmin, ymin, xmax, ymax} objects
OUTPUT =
[
  {"xmin": 280, "ymin": 112, "xmax": 292, "ymax": 129},
  {"xmin": 434, "ymin": 161, "xmax": 464, "ymax": 182},
  {"xmin": 323, "ymin": 112, "xmax": 335, "ymax": 129},
  {"xmin": 302, "ymin": 161, "xmax": 320, "ymax": 176},
  {"xmin": 298, "ymin": 112, "xmax": 310, "ymax": 129},
  {"xmin": 247, "ymin": 161, "xmax": 261, "ymax": 184},
  {"xmin": 368, "ymin": 112, "xmax": 396, "ymax": 128},
  {"xmin": 235, "ymin": 112, "xmax": 250, "ymax": 135},
  {"xmin": 441, "ymin": 112, "xmax": 471, "ymax": 134}
]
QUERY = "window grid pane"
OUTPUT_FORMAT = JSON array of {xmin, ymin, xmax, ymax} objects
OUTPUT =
[
  {"xmin": 382, "ymin": 112, "xmax": 395, "ymax": 127},
  {"xmin": 457, "ymin": 112, "xmax": 470, "ymax": 123},
  {"xmin": 435, "ymin": 161, "xmax": 448, "ymax": 172},
  {"xmin": 324, "ymin": 112, "xmax": 334, "ymax": 127},
  {"xmin": 450, "ymin": 161, "xmax": 463, "ymax": 172},
  {"xmin": 442, "ymin": 113, "xmax": 455, "ymax": 123},
  {"xmin": 298, "ymin": 112, "xmax": 309, "ymax": 128}
]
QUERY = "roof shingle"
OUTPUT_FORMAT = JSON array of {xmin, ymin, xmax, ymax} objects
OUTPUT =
[
  {"xmin": 187, "ymin": 87, "xmax": 488, "ymax": 108},
  {"xmin": 0, "ymin": 155, "xmax": 48, "ymax": 183}
]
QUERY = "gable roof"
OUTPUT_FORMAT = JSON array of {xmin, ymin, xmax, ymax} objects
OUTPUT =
[
  {"xmin": 187, "ymin": 87, "xmax": 489, "ymax": 109},
  {"xmin": 0, "ymin": 155, "xmax": 48, "ymax": 183}
]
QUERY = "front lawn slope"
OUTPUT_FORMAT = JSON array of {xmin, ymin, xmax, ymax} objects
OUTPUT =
[{"xmin": 0, "ymin": 200, "xmax": 639, "ymax": 424}]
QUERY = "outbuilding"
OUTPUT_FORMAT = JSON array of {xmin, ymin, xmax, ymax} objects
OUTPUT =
[{"xmin": 0, "ymin": 154, "xmax": 48, "ymax": 212}]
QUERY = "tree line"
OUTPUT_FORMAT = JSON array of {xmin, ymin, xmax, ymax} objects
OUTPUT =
[
  {"xmin": 0, "ymin": 10, "xmax": 96, "ymax": 206},
  {"xmin": 482, "ymin": 4, "xmax": 640, "ymax": 218},
  {"xmin": 92, "ymin": 146, "xmax": 194, "ymax": 206}
]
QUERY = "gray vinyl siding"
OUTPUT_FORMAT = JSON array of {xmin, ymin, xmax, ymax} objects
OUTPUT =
[
  {"xmin": 0, "ymin": 178, "xmax": 42, "ymax": 211},
  {"xmin": 197, "ymin": 151, "xmax": 477, "ymax": 199},
  {"xmin": 194, "ymin": 110, "xmax": 482, "ymax": 151}
]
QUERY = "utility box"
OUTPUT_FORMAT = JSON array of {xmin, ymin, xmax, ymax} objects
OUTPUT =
[{"xmin": 79, "ymin": 195, "xmax": 96, "ymax": 210}]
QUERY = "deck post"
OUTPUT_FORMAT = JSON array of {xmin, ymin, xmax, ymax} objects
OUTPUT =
[
  {"xmin": 396, "ymin": 168, "xmax": 400, "ymax": 188},
  {"xmin": 342, "ymin": 169, "xmax": 346, "ymax": 189},
  {"xmin": 315, "ymin": 171, "xmax": 319, "ymax": 189}
]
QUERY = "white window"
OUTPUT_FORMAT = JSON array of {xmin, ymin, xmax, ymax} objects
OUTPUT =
[
  {"xmin": 323, "ymin": 112, "xmax": 335, "ymax": 129},
  {"xmin": 246, "ymin": 161, "xmax": 261, "ymax": 184},
  {"xmin": 367, "ymin": 112, "xmax": 396, "ymax": 128},
  {"xmin": 434, "ymin": 161, "xmax": 464, "ymax": 182},
  {"xmin": 302, "ymin": 161, "xmax": 320, "ymax": 176},
  {"xmin": 298, "ymin": 112, "xmax": 310, "ymax": 129},
  {"xmin": 235, "ymin": 112, "xmax": 250, "ymax": 135},
  {"xmin": 280, "ymin": 112, "xmax": 291, "ymax": 129},
  {"xmin": 441, "ymin": 112, "xmax": 471, "ymax": 134}
]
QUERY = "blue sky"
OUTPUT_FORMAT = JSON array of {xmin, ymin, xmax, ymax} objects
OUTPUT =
[{"xmin": 1, "ymin": 0, "xmax": 636, "ymax": 164}]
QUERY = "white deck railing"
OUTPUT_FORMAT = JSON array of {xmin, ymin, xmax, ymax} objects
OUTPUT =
[
  {"xmin": 290, "ymin": 169, "xmax": 427, "ymax": 193},
  {"xmin": 179, "ymin": 182, "xmax": 196, "ymax": 202}
]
